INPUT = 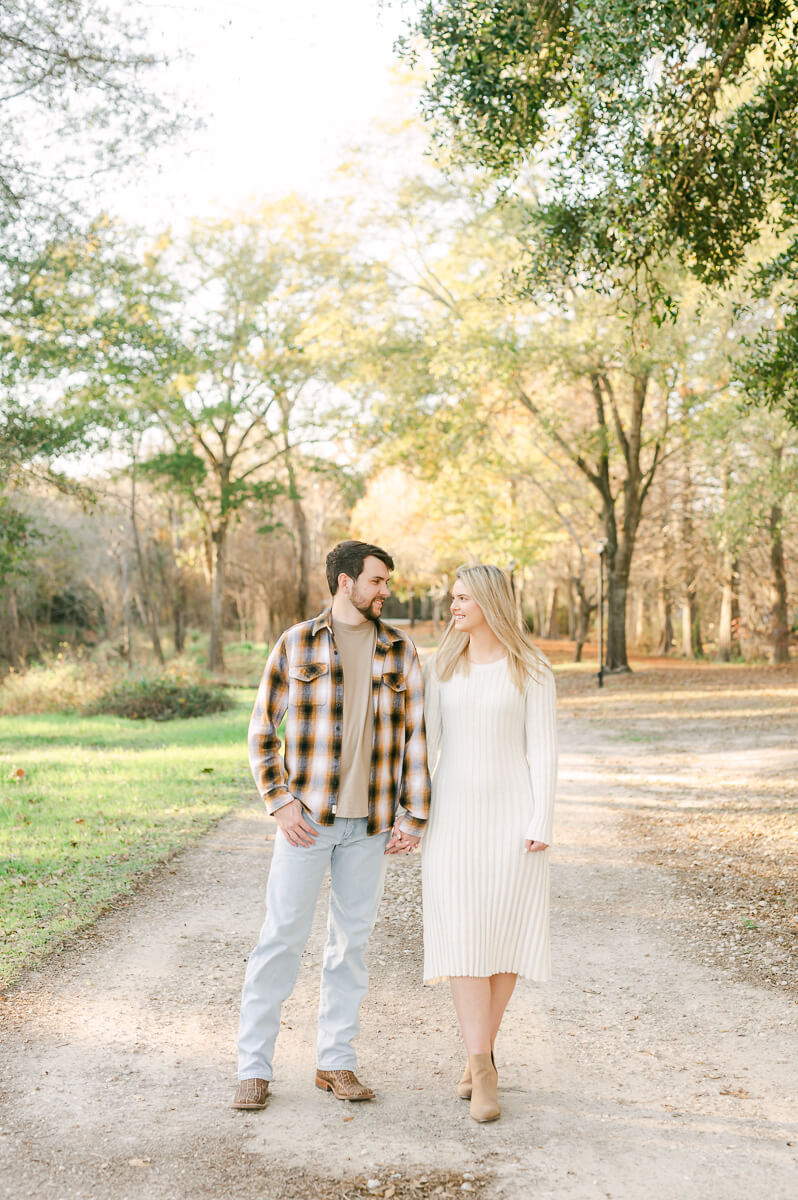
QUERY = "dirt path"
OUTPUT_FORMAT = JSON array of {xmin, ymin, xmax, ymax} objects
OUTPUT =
[{"xmin": 1, "ymin": 714, "xmax": 796, "ymax": 1200}]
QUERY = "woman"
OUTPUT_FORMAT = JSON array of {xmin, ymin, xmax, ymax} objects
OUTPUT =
[{"xmin": 421, "ymin": 564, "xmax": 557, "ymax": 1123}]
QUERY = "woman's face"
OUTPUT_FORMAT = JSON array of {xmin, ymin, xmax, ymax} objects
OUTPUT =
[{"xmin": 450, "ymin": 579, "xmax": 487, "ymax": 634}]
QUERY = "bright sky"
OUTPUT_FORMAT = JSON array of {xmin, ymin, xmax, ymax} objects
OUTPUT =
[{"xmin": 112, "ymin": 0, "xmax": 418, "ymax": 228}]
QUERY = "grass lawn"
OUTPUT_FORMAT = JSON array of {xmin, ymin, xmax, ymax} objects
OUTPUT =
[{"xmin": 0, "ymin": 690, "xmax": 256, "ymax": 990}]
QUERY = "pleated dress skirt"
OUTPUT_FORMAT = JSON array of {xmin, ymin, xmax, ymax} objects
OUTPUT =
[{"xmin": 421, "ymin": 659, "xmax": 552, "ymax": 983}]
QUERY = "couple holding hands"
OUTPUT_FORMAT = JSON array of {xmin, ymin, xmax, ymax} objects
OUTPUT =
[{"xmin": 232, "ymin": 540, "xmax": 557, "ymax": 1124}]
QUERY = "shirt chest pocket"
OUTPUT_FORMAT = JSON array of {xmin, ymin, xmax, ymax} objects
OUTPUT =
[
  {"xmin": 379, "ymin": 671, "xmax": 407, "ymax": 713},
  {"xmin": 289, "ymin": 662, "xmax": 329, "ymax": 707}
]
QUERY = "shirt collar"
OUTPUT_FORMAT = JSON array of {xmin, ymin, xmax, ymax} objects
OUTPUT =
[{"xmin": 311, "ymin": 605, "xmax": 402, "ymax": 647}]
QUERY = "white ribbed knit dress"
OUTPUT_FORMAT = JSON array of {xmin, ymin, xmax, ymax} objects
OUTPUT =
[{"xmin": 421, "ymin": 655, "xmax": 557, "ymax": 983}]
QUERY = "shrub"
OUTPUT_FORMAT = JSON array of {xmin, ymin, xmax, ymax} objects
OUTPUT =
[
  {"xmin": 85, "ymin": 673, "xmax": 233, "ymax": 720},
  {"xmin": 0, "ymin": 654, "xmax": 110, "ymax": 715}
]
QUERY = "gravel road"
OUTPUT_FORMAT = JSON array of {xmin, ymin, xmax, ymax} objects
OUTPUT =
[{"xmin": 1, "ymin": 714, "xmax": 796, "ymax": 1200}]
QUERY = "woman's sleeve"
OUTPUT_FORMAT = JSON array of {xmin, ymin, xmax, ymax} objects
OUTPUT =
[
  {"xmin": 422, "ymin": 658, "xmax": 443, "ymax": 776},
  {"xmin": 524, "ymin": 665, "xmax": 558, "ymax": 845}
]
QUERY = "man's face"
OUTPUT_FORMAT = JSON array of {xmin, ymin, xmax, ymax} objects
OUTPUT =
[{"xmin": 347, "ymin": 555, "xmax": 392, "ymax": 620}]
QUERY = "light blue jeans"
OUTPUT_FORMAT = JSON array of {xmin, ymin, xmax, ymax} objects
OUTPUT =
[{"xmin": 237, "ymin": 816, "xmax": 390, "ymax": 1081}]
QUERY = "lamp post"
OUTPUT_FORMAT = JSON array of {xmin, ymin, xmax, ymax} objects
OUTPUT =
[{"xmin": 597, "ymin": 540, "xmax": 608, "ymax": 688}]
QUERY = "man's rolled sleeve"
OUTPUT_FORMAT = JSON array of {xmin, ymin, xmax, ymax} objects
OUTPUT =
[
  {"xmin": 248, "ymin": 636, "xmax": 293, "ymax": 814},
  {"xmin": 397, "ymin": 643, "xmax": 431, "ymax": 837}
]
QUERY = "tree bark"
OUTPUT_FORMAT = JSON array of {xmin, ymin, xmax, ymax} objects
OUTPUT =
[
  {"xmin": 655, "ymin": 574, "xmax": 674, "ymax": 655},
  {"xmin": 173, "ymin": 581, "xmax": 186, "ymax": 655},
  {"xmin": 208, "ymin": 521, "xmax": 229, "ymax": 673},
  {"xmin": 632, "ymin": 589, "xmax": 647, "ymax": 648},
  {"xmin": 129, "ymin": 467, "xmax": 165, "ymax": 665},
  {"xmin": 545, "ymin": 584, "xmax": 560, "ymax": 639},
  {"xmin": 281, "ymin": 410, "xmax": 311, "ymax": 624},
  {"xmin": 606, "ymin": 557, "xmax": 630, "ymax": 670},
  {"xmin": 291, "ymin": 493, "xmax": 310, "ymax": 623},
  {"xmin": 680, "ymin": 589, "xmax": 703, "ymax": 658},
  {"xmin": 769, "ymin": 502, "xmax": 790, "ymax": 664},
  {"xmin": 4, "ymin": 589, "xmax": 20, "ymax": 669},
  {"xmin": 572, "ymin": 573, "xmax": 595, "ymax": 663},
  {"xmin": 566, "ymin": 577, "xmax": 576, "ymax": 640},
  {"xmin": 717, "ymin": 554, "xmax": 740, "ymax": 661},
  {"xmin": 675, "ymin": 398, "xmax": 705, "ymax": 660},
  {"xmin": 170, "ymin": 500, "xmax": 187, "ymax": 655},
  {"xmin": 120, "ymin": 551, "xmax": 132, "ymax": 663}
]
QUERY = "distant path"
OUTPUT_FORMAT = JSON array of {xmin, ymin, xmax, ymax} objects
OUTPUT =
[{"xmin": 1, "ymin": 714, "xmax": 796, "ymax": 1200}]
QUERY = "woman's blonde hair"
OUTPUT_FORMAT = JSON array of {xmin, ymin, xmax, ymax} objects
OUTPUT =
[{"xmin": 433, "ymin": 563, "xmax": 549, "ymax": 691}]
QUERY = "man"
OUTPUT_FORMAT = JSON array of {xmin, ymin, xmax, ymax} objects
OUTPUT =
[{"xmin": 232, "ymin": 540, "xmax": 430, "ymax": 1110}]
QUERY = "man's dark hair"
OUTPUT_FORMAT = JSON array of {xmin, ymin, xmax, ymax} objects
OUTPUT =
[{"xmin": 326, "ymin": 541, "xmax": 394, "ymax": 595}]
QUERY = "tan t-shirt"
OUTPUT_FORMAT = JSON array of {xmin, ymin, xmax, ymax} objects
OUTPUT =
[{"xmin": 332, "ymin": 617, "xmax": 377, "ymax": 819}]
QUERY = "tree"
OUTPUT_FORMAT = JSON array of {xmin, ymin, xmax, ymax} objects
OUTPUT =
[
  {"xmin": 0, "ymin": 216, "xmax": 181, "ymax": 648},
  {"xmin": 358, "ymin": 180, "xmax": 682, "ymax": 669},
  {"xmin": 132, "ymin": 202, "xmax": 372, "ymax": 670},
  {"xmin": 404, "ymin": 2, "xmax": 798, "ymax": 437},
  {"xmin": 0, "ymin": 0, "xmax": 185, "ymax": 642},
  {"xmin": 405, "ymin": 2, "xmax": 798, "ymax": 294},
  {"xmin": 0, "ymin": 0, "xmax": 182, "ymax": 228},
  {"xmin": 698, "ymin": 400, "xmax": 798, "ymax": 663}
]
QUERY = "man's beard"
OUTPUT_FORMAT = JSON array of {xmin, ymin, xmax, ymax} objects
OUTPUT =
[{"xmin": 350, "ymin": 585, "xmax": 383, "ymax": 621}]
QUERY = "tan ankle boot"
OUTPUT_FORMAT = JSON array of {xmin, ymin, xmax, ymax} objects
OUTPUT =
[
  {"xmin": 468, "ymin": 1053, "xmax": 499, "ymax": 1122},
  {"xmin": 457, "ymin": 1060, "xmax": 471, "ymax": 1099}
]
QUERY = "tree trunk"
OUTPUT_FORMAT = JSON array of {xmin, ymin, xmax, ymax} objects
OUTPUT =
[
  {"xmin": 566, "ymin": 577, "xmax": 576, "ymax": 640},
  {"xmin": 606, "ymin": 562, "xmax": 630, "ymax": 670},
  {"xmin": 717, "ymin": 554, "xmax": 740, "ymax": 661},
  {"xmin": 121, "ymin": 552, "xmax": 132, "ymax": 663},
  {"xmin": 769, "ymin": 502, "xmax": 790, "ymax": 664},
  {"xmin": 208, "ymin": 522, "xmax": 229, "ymax": 673},
  {"xmin": 603, "ymin": 476, "xmax": 635, "ymax": 673},
  {"xmin": 129, "ymin": 468, "xmax": 165, "ymax": 665},
  {"xmin": 514, "ymin": 574, "xmax": 525, "ymax": 627},
  {"xmin": 408, "ymin": 592, "xmax": 416, "ymax": 627},
  {"xmin": 292, "ymin": 494, "xmax": 311, "ymax": 622},
  {"xmin": 545, "ymin": 584, "xmax": 560, "ymax": 639},
  {"xmin": 170, "ymin": 501, "xmax": 187, "ymax": 655},
  {"xmin": 680, "ymin": 587, "xmax": 702, "ymax": 658},
  {"xmin": 4, "ymin": 589, "xmax": 20, "ymax": 669},
  {"xmin": 655, "ymin": 574, "xmax": 674, "ymax": 655},
  {"xmin": 572, "ymin": 574, "xmax": 594, "ymax": 664},
  {"xmin": 676, "ymin": 410, "xmax": 703, "ymax": 660},
  {"xmin": 531, "ymin": 595, "xmax": 545, "ymax": 637},
  {"xmin": 633, "ymin": 590, "xmax": 647, "ymax": 648},
  {"xmin": 282, "ymin": 428, "xmax": 311, "ymax": 624},
  {"xmin": 234, "ymin": 593, "xmax": 247, "ymax": 642},
  {"xmin": 173, "ymin": 582, "xmax": 186, "ymax": 655}
]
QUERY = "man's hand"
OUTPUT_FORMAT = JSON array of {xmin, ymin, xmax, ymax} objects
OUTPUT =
[
  {"xmin": 385, "ymin": 825, "xmax": 420, "ymax": 855},
  {"xmin": 524, "ymin": 839, "xmax": 549, "ymax": 853},
  {"xmin": 273, "ymin": 799, "xmax": 317, "ymax": 847}
]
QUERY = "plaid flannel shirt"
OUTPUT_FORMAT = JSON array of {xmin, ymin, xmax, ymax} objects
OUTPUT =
[{"xmin": 248, "ymin": 607, "xmax": 431, "ymax": 836}]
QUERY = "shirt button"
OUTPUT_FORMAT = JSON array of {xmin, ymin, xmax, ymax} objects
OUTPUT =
[{"xmin": 334, "ymin": 724, "xmax": 342, "ymax": 734}]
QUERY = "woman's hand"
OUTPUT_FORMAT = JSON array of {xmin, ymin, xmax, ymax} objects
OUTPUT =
[
  {"xmin": 524, "ymin": 839, "xmax": 548, "ymax": 853},
  {"xmin": 385, "ymin": 825, "xmax": 420, "ymax": 854}
]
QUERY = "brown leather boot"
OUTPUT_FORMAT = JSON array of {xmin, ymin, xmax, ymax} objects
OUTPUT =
[
  {"xmin": 231, "ymin": 1078, "xmax": 270, "ymax": 1109},
  {"xmin": 315, "ymin": 1069, "xmax": 374, "ymax": 1101},
  {"xmin": 469, "ymin": 1053, "xmax": 499, "ymax": 1122}
]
